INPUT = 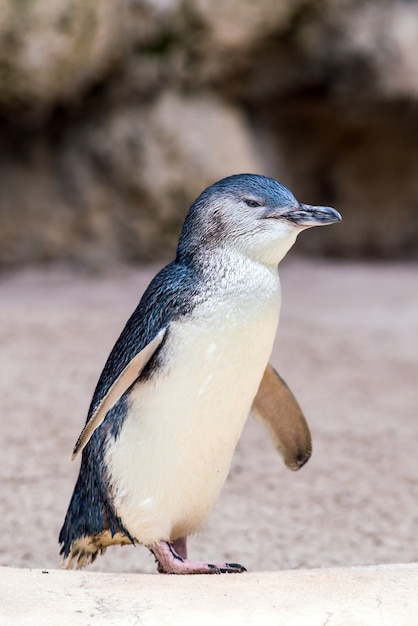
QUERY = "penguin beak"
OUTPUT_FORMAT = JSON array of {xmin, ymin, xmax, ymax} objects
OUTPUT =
[{"xmin": 281, "ymin": 204, "xmax": 342, "ymax": 227}]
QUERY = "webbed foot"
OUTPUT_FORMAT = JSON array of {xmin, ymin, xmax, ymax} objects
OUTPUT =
[{"xmin": 149, "ymin": 539, "xmax": 246, "ymax": 575}]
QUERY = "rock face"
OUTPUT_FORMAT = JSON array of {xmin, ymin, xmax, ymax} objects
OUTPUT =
[{"xmin": 0, "ymin": 0, "xmax": 417, "ymax": 267}]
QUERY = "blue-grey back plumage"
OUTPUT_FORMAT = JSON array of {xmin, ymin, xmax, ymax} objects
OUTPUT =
[{"xmin": 59, "ymin": 261, "xmax": 202, "ymax": 559}]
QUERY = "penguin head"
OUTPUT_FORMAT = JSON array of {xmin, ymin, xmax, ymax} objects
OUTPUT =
[{"xmin": 177, "ymin": 174, "xmax": 341, "ymax": 266}]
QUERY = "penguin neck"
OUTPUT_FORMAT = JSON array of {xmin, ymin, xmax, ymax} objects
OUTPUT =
[{"xmin": 179, "ymin": 245, "xmax": 281, "ymax": 301}]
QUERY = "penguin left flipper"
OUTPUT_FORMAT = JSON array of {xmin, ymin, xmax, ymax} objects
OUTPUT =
[
  {"xmin": 72, "ymin": 327, "xmax": 167, "ymax": 460},
  {"xmin": 251, "ymin": 364, "xmax": 312, "ymax": 470}
]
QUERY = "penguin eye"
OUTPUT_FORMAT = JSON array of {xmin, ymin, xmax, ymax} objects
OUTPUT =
[{"xmin": 244, "ymin": 198, "xmax": 263, "ymax": 208}]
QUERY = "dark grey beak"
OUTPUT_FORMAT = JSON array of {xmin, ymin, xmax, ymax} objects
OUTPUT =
[{"xmin": 283, "ymin": 204, "xmax": 342, "ymax": 227}]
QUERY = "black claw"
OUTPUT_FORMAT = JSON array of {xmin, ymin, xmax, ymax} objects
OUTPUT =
[{"xmin": 220, "ymin": 562, "xmax": 247, "ymax": 573}]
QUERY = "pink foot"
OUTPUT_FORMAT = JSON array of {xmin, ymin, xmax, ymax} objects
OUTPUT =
[
  {"xmin": 149, "ymin": 539, "xmax": 246, "ymax": 575},
  {"xmin": 171, "ymin": 536, "xmax": 188, "ymax": 559}
]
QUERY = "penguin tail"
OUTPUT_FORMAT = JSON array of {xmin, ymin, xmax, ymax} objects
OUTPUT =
[
  {"xmin": 60, "ymin": 531, "xmax": 135, "ymax": 569},
  {"xmin": 59, "ymin": 451, "xmax": 135, "ymax": 569}
]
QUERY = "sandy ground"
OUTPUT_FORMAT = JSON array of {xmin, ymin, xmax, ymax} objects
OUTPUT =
[
  {"xmin": 0, "ymin": 258, "xmax": 417, "ymax": 575},
  {"xmin": 4, "ymin": 564, "xmax": 418, "ymax": 625}
]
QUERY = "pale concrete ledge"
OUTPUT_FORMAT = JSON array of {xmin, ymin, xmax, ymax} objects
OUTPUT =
[{"xmin": 2, "ymin": 564, "xmax": 417, "ymax": 626}]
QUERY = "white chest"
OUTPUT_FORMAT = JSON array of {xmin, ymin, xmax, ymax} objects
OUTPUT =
[{"xmin": 105, "ymin": 261, "xmax": 281, "ymax": 544}]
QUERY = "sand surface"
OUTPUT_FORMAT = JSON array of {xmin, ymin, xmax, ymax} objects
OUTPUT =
[
  {"xmin": 0, "ymin": 258, "xmax": 417, "ymax": 574},
  {"xmin": 3, "ymin": 564, "xmax": 418, "ymax": 625}
]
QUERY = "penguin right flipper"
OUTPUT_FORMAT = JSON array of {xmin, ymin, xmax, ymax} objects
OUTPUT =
[
  {"xmin": 72, "ymin": 327, "xmax": 167, "ymax": 460},
  {"xmin": 251, "ymin": 364, "xmax": 312, "ymax": 470}
]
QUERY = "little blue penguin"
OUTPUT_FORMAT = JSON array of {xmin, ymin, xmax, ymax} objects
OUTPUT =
[{"xmin": 59, "ymin": 173, "xmax": 341, "ymax": 574}]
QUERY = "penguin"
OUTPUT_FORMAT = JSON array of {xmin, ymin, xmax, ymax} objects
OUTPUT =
[{"xmin": 59, "ymin": 173, "xmax": 341, "ymax": 574}]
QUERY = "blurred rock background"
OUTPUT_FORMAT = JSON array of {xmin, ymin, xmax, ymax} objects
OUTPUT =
[{"xmin": 0, "ymin": 0, "xmax": 417, "ymax": 268}]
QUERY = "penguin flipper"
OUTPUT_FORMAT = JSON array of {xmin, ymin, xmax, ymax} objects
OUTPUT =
[
  {"xmin": 71, "ymin": 327, "xmax": 167, "ymax": 460},
  {"xmin": 251, "ymin": 363, "xmax": 312, "ymax": 470}
]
